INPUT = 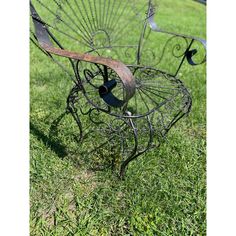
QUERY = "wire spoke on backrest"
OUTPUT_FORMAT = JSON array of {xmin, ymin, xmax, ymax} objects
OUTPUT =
[{"xmin": 31, "ymin": 0, "xmax": 148, "ymax": 53}]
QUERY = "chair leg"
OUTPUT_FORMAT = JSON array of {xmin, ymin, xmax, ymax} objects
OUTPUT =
[
  {"xmin": 119, "ymin": 152, "xmax": 142, "ymax": 180},
  {"xmin": 66, "ymin": 85, "xmax": 83, "ymax": 143}
]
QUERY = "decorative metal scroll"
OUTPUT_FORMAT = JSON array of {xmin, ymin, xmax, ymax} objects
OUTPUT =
[
  {"xmin": 144, "ymin": 1, "xmax": 206, "ymax": 76},
  {"xmin": 30, "ymin": 0, "xmax": 206, "ymax": 178}
]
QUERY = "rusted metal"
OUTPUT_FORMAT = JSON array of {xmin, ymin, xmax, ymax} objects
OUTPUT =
[
  {"xmin": 30, "ymin": 0, "xmax": 206, "ymax": 178},
  {"xmin": 41, "ymin": 43, "xmax": 136, "ymax": 107}
]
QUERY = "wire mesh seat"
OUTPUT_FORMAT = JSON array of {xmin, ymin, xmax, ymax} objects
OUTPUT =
[{"xmin": 30, "ymin": 0, "xmax": 206, "ymax": 178}]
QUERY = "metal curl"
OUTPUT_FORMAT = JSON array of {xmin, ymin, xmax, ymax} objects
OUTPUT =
[
  {"xmin": 91, "ymin": 30, "xmax": 111, "ymax": 47},
  {"xmin": 83, "ymin": 68, "xmax": 99, "ymax": 88},
  {"xmin": 139, "ymin": 35, "xmax": 187, "ymax": 70},
  {"xmin": 185, "ymin": 39, "xmax": 206, "ymax": 66},
  {"xmin": 124, "ymin": 47, "xmax": 137, "ymax": 64},
  {"xmin": 160, "ymin": 35, "xmax": 188, "ymax": 61},
  {"xmin": 172, "ymin": 39, "xmax": 188, "ymax": 58},
  {"xmin": 88, "ymin": 108, "xmax": 111, "ymax": 126},
  {"xmin": 140, "ymin": 48, "xmax": 157, "ymax": 67},
  {"xmin": 31, "ymin": 0, "xmax": 205, "ymax": 179}
]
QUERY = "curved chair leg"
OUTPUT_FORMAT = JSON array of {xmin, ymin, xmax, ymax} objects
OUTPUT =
[
  {"xmin": 119, "ymin": 152, "xmax": 143, "ymax": 180},
  {"xmin": 66, "ymin": 84, "xmax": 84, "ymax": 143},
  {"xmin": 119, "ymin": 113, "xmax": 157, "ymax": 179}
]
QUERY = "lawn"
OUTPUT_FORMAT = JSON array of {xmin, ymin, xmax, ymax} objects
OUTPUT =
[{"xmin": 30, "ymin": 0, "xmax": 206, "ymax": 235}]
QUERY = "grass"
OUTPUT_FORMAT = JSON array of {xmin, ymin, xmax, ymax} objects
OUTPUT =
[{"xmin": 30, "ymin": 0, "xmax": 206, "ymax": 235}]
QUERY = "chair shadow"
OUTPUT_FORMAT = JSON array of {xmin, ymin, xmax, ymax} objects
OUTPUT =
[
  {"xmin": 30, "ymin": 111, "xmax": 117, "ymax": 173},
  {"xmin": 30, "ymin": 113, "xmax": 68, "ymax": 158}
]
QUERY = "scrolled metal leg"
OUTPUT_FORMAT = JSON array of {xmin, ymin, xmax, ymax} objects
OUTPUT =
[
  {"xmin": 119, "ymin": 152, "xmax": 140, "ymax": 180},
  {"xmin": 119, "ymin": 114, "xmax": 155, "ymax": 179},
  {"xmin": 66, "ymin": 84, "xmax": 84, "ymax": 143}
]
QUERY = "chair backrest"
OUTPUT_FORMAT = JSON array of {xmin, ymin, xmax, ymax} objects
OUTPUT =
[{"xmin": 30, "ymin": 0, "xmax": 154, "ymax": 64}]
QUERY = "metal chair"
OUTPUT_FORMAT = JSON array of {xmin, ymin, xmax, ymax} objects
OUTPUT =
[{"xmin": 30, "ymin": 0, "xmax": 206, "ymax": 178}]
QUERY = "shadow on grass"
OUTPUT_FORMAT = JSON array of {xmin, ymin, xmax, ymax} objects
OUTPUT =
[
  {"xmin": 30, "ymin": 119, "xmax": 68, "ymax": 158},
  {"xmin": 30, "ymin": 111, "xmax": 117, "ymax": 174}
]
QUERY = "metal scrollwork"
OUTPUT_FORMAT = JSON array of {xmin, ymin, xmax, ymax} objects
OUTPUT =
[
  {"xmin": 30, "ymin": 0, "xmax": 206, "ymax": 178},
  {"xmin": 185, "ymin": 39, "xmax": 206, "ymax": 66},
  {"xmin": 171, "ymin": 37, "xmax": 189, "ymax": 58},
  {"xmin": 91, "ymin": 30, "xmax": 111, "ymax": 48}
]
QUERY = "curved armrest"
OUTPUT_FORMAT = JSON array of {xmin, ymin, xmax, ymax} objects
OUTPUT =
[
  {"xmin": 30, "ymin": 2, "xmax": 135, "ymax": 108},
  {"xmin": 151, "ymin": 28, "xmax": 206, "ymax": 55},
  {"xmin": 41, "ymin": 43, "xmax": 136, "ymax": 105},
  {"xmin": 153, "ymin": 29, "xmax": 206, "ymax": 50},
  {"xmin": 146, "ymin": 1, "xmax": 206, "ymax": 75},
  {"xmin": 147, "ymin": 1, "xmax": 206, "ymax": 49},
  {"xmin": 152, "ymin": 28, "xmax": 206, "ymax": 68}
]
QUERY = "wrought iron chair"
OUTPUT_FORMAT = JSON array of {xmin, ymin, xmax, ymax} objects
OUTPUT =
[{"xmin": 30, "ymin": 0, "xmax": 206, "ymax": 178}]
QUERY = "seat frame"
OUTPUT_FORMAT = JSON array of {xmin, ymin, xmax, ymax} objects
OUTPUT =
[{"xmin": 30, "ymin": 0, "xmax": 206, "ymax": 178}]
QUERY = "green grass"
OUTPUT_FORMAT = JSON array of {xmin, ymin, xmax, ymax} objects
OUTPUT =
[{"xmin": 30, "ymin": 0, "xmax": 206, "ymax": 235}]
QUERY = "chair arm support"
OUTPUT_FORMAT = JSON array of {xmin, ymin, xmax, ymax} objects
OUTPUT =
[
  {"xmin": 39, "ymin": 43, "xmax": 136, "ymax": 106},
  {"xmin": 147, "ymin": 2, "xmax": 206, "ymax": 73},
  {"xmin": 30, "ymin": 2, "xmax": 135, "ymax": 107},
  {"xmin": 152, "ymin": 28, "xmax": 206, "ymax": 65}
]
